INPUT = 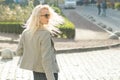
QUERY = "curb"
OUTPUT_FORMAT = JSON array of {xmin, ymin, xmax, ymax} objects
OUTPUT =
[
  {"xmin": 57, "ymin": 43, "xmax": 120, "ymax": 53},
  {"xmin": 0, "ymin": 40, "xmax": 18, "ymax": 44}
]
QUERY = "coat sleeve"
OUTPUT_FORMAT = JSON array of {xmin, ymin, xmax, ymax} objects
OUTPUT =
[
  {"xmin": 41, "ymin": 31, "xmax": 55, "ymax": 80},
  {"xmin": 16, "ymin": 32, "xmax": 24, "ymax": 56}
]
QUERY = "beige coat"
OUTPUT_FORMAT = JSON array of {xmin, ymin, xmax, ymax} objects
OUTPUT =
[{"xmin": 16, "ymin": 29, "xmax": 59, "ymax": 80}]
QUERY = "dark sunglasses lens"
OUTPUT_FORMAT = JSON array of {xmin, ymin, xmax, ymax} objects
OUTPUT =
[{"xmin": 45, "ymin": 14, "xmax": 50, "ymax": 18}]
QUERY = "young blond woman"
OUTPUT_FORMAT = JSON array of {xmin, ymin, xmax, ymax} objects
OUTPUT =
[{"xmin": 16, "ymin": 4, "xmax": 64, "ymax": 80}]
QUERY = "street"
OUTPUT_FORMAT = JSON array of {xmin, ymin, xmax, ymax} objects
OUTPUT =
[
  {"xmin": 75, "ymin": 5, "xmax": 120, "ymax": 32},
  {"xmin": 61, "ymin": 4, "xmax": 120, "ymax": 40},
  {"xmin": 61, "ymin": 7, "xmax": 110, "ymax": 40}
]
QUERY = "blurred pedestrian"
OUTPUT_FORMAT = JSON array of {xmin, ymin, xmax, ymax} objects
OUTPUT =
[
  {"xmin": 16, "ymin": 4, "xmax": 64, "ymax": 80},
  {"xmin": 101, "ymin": 0, "xmax": 107, "ymax": 16},
  {"xmin": 96, "ymin": 2, "xmax": 101, "ymax": 15}
]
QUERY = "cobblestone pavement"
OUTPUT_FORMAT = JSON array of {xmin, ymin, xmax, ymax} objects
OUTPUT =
[{"xmin": 0, "ymin": 48, "xmax": 120, "ymax": 80}]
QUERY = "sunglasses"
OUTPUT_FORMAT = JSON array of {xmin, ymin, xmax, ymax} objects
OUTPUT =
[{"xmin": 40, "ymin": 14, "xmax": 50, "ymax": 18}]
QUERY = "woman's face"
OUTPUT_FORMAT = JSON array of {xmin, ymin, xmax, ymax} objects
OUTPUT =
[{"xmin": 40, "ymin": 8, "xmax": 50, "ymax": 25}]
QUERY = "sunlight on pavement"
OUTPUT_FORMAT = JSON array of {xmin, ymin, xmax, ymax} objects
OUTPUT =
[{"xmin": 75, "ymin": 29, "xmax": 109, "ymax": 40}]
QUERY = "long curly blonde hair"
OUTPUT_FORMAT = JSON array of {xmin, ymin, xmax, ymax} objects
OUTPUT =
[{"xmin": 25, "ymin": 4, "xmax": 64, "ymax": 35}]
